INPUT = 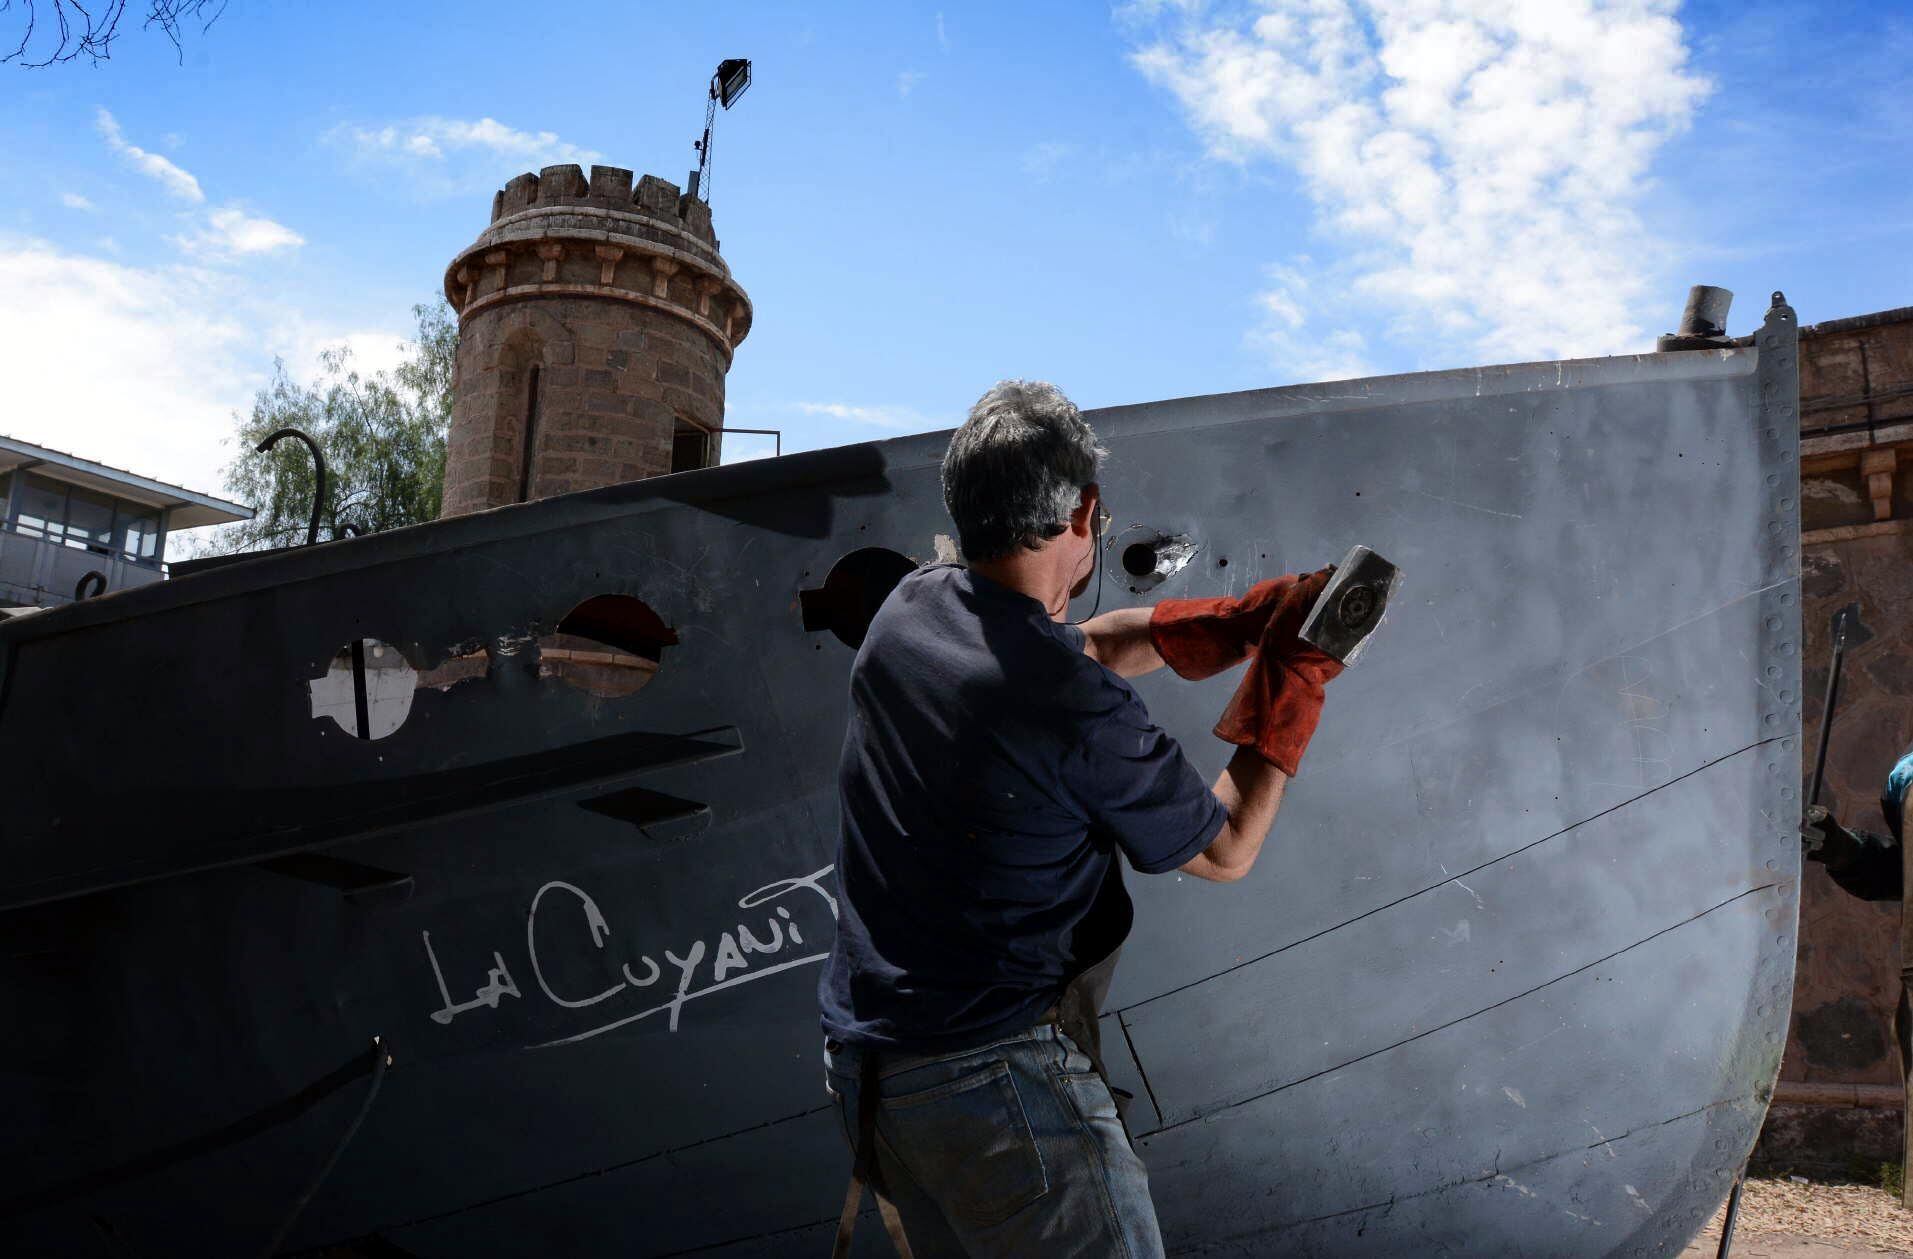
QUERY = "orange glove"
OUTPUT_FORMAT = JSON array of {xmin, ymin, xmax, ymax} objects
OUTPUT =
[
  {"xmin": 1149, "ymin": 567, "xmax": 1334, "ymax": 681},
  {"xmin": 1211, "ymin": 569, "xmax": 1343, "ymax": 775}
]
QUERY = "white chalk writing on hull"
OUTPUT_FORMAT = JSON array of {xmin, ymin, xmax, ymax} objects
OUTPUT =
[
  {"xmin": 421, "ymin": 865, "xmax": 838, "ymax": 1048},
  {"xmin": 423, "ymin": 931, "xmax": 522, "ymax": 1024}
]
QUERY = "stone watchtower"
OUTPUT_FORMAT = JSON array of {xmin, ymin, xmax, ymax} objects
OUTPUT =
[{"xmin": 438, "ymin": 164, "xmax": 752, "ymax": 517}]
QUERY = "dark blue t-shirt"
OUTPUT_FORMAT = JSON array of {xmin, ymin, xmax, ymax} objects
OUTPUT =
[{"xmin": 818, "ymin": 564, "xmax": 1227, "ymax": 1053}]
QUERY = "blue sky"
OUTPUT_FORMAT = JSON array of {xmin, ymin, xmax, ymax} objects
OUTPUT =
[{"xmin": 2, "ymin": 0, "xmax": 1909, "ymax": 513}]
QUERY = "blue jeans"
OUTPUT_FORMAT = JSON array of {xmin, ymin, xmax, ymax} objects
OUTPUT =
[{"xmin": 824, "ymin": 1025, "xmax": 1165, "ymax": 1258}]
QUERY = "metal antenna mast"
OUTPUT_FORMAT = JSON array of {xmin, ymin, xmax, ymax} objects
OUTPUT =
[{"xmin": 689, "ymin": 59, "xmax": 752, "ymax": 204}]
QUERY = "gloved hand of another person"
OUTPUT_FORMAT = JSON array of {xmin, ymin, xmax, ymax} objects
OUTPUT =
[
  {"xmin": 1210, "ymin": 568, "xmax": 1344, "ymax": 776},
  {"xmin": 1149, "ymin": 566, "xmax": 1335, "ymax": 681}
]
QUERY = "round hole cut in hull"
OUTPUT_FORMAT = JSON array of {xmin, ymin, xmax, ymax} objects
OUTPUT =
[
  {"xmin": 308, "ymin": 637, "xmax": 420, "ymax": 739},
  {"xmin": 800, "ymin": 546, "xmax": 919, "ymax": 649},
  {"xmin": 1111, "ymin": 526, "xmax": 1199, "ymax": 595},
  {"xmin": 0, "ymin": 305, "xmax": 1802, "ymax": 1257}
]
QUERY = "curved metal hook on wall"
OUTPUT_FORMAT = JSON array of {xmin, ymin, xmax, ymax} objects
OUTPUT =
[
  {"xmin": 74, "ymin": 571, "xmax": 107, "ymax": 601},
  {"xmin": 255, "ymin": 427, "xmax": 327, "ymax": 547}
]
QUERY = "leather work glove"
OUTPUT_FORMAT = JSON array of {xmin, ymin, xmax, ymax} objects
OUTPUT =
[
  {"xmin": 1801, "ymin": 805, "xmax": 1903, "ymax": 902},
  {"xmin": 1211, "ymin": 569, "xmax": 1345, "ymax": 776},
  {"xmin": 1150, "ymin": 566, "xmax": 1335, "ymax": 681}
]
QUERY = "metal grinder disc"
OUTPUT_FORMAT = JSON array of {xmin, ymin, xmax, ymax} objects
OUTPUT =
[{"xmin": 1298, "ymin": 544, "xmax": 1403, "ymax": 664}]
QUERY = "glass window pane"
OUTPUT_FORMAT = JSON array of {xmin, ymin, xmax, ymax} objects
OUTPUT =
[
  {"xmin": 65, "ymin": 487, "xmax": 114, "ymax": 551},
  {"xmin": 13, "ymin": 475, "xmax": 65, "ymax": 539},
  {"xmin": 115, "ymin": 507, "xmax": 160, "ymax": 561}
]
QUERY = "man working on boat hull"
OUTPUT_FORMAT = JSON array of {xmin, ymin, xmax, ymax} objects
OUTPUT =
[{"xmin": 819, "ymin": 379, "xmax": 1345, "ymax": 1257}]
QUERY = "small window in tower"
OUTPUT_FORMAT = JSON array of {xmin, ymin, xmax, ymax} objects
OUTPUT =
[{"xmin": 672, "ymin": 418, "xmax": 712, "ymax": 473}]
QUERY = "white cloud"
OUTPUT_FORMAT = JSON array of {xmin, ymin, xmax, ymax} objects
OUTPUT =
[
  {"xmin": 0, "ymin": 238, "xmax": 402, "ymax": 517},
  {"xmin": 329, "ymin": 116, "xmax": 603, "ymax": 170},
  {"xmin": 0, "ymin": 240, "xmax": 259, "ymax": 498},
  {"xmin": 93, "ymin": 110, "xmax": 303, "ymax": 266},
  {"xmin": 1126, "ymin": 0, "xmax": 1711, "ymax": 369},
  {"xmin": 936, "ymin": 12, "xmax": 950, "ymax": 49},
  {"xmin": 796, "ymin": 402, "xmax": 933, "ymax": 430},
  {"xmin": 172, "ymin": 206, "xmax": 305, "ymax": 260},
  {"xmin": 95, "ymin": 108, "xmax": 204, "ymax": 203},
  {"xmin": 898, "ymin": 70, "xmax": 927, "ymax": 98},
  {"xmin": 293, "ymin": 329, "xmax": 411, "ymax": 384},
  {"xmin": 1249, "ymin": 262, "xmax": 1373, "ymax": 380}
]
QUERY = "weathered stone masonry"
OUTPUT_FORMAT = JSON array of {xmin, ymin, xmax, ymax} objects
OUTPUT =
[{"xmin": 438, "ymin": 164, "xmax": 752, "ymax": 518}]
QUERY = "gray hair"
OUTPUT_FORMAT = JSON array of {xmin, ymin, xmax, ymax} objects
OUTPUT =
[{"xmin": 940, "ymin": 380, "xmax": 1105, "ymax": 562}]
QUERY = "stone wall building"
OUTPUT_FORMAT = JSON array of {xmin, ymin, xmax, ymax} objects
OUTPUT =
[
  {"xmin": 438, "ymin": 164, "xmax": 752, "ymax": 518},
  {"xmin": 1760, "ymin": 306, "xmax": 1913, "ymax": 1172}
]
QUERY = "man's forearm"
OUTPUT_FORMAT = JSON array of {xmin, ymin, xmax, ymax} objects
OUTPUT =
[
  {"xmin": 1084, "ymin": 602, "xmax": 1295, "ymax": 878},
  {"xmin": 1079, "ymin": 606, "xmax": 1166, "ymax": 678},
  {"xmin": 1181, "ymin": 748, "xmax": 1288, "ymax": 882}
]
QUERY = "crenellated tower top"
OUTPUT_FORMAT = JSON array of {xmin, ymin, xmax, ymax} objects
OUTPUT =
[
  {"xmin": 437, "ymin": 164, "xmax": 753, "ymax": 518},
  {"xmin": 442, "ymin": 163, "xmax": 752, "ymax": 360}
]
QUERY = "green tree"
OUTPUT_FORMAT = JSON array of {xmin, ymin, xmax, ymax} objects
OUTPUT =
[{"xmin": 211, "ymin": 297, "xmax": 457, "ymax": 554}]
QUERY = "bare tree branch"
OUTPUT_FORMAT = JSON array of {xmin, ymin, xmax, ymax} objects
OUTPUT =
[
  {"xmin": 3, "ymin": 0, "xmax": 224, "ymax": 67},
  {"xmin": 146, "ymin": 0, "xmax": 225, "ymax": 62}
]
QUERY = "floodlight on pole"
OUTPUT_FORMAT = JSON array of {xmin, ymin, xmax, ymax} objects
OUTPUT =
[
  {"xmin": 689, "ymin": 58, "xmax": 752, "ymax": 204},
  {"xmin": 717, "ymin": 59, "xmax": 752, "ymax": 109}
]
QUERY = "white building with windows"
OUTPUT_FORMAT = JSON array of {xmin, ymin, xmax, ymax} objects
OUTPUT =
[{"xmin": 0, "ymin": 436, "xmax": 251, "ymax": 609}]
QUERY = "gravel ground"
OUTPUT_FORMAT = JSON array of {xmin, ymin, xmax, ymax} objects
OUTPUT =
[{"xmin": 1680, "ymin": 1176, "xmax": 1913, "ymax": 1256}]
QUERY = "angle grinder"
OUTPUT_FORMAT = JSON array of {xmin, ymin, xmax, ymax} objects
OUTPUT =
[{"xmin": 1298, "ymin": 544, "xmax": 1402, "ymax": 665}]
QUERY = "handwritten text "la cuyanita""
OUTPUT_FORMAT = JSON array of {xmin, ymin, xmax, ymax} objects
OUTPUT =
[{"xmin": 421, "ymin": 866, "xmax": 838, "ymax": 1048}]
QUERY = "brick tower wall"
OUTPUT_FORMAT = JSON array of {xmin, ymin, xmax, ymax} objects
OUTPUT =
[{"xmin": 439, "ymin": 165, "xmax": 753, "ymax": 518}]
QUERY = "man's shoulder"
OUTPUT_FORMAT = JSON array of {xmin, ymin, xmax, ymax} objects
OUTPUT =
[
  {"xmin": 860, "ymin": 564, "xmax": 1119, "ymax": 701},
  {"xmin": 879, "ymin": 562, "xmax": 963, "ymax": 616},
  {"xmin": 1050, "ymin": 643, "xmax": 1142, "ymax": 725},
  {"xmin": 902, "ymin": 562, "xmax": 964, "ymax": 587},
  {"xmin": 861, "ymin": 564, "xmax": 961, "ymax": 645}
]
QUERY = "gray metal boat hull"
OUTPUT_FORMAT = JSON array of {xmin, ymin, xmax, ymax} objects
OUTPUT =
[{"xmin": 0, "ymin": 301, "xmax": 1803, "ymax": 1256}]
